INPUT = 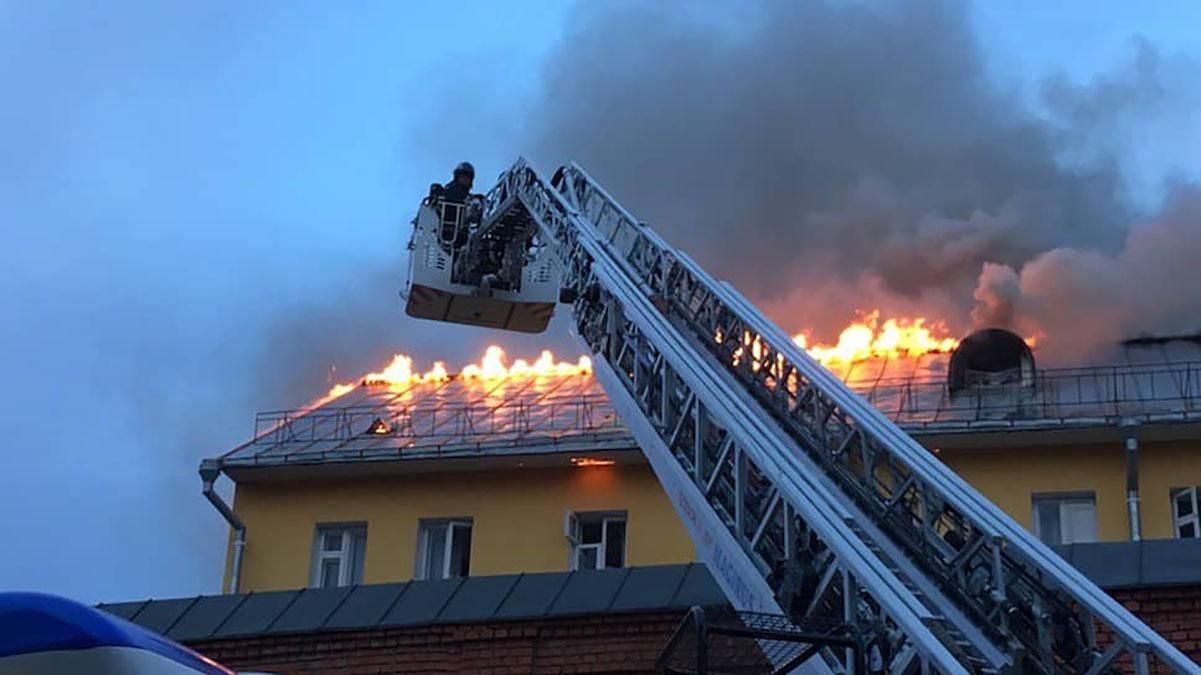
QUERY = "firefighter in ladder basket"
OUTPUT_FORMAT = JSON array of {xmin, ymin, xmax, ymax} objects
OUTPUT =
[
  {"xmin": 406, "ymin": 161, "xmax": 561, "ymax": 333},
  {"xmin": 427, "ymin": 162, "xmax": 484, "ymax": 248}
]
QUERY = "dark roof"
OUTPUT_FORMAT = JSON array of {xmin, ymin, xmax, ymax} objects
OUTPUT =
[
  {"xmin": 97, "ymin": 564, "xmax": 727, "ymax": 643},
  {"xmin": 97, "ymin": 542, "xmax": 1201, "ymax": 643},
  {"xmin": 1053, "ymin": 538, "xmax": 1201, "ymax": 590}
]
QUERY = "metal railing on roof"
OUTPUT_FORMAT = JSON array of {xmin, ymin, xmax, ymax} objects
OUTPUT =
[
  {"xmin": 852, "ymin": 359, "xmax": 1201, "ymax": 428},
  {"xmin": 233, "ymin": 360, "xmax": 1201, "ymax": 464},
  {"xmin": 250, "ymin": 393, "xmax": 624, "ymax": 446}
]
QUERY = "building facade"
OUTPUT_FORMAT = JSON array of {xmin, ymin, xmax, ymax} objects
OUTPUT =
[{"xmin": 205, "ymin": 334, "xmax": 1201, "ymax": 595}]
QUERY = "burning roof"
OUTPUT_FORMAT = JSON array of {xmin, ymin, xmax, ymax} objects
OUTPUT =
[
  {"xmin": 216, "ymin": 319, "xmax": 1201, "ymax": 471},
  {"xmin": 222, "ymin": 346, "xmax": 618, "ymax": 469}
]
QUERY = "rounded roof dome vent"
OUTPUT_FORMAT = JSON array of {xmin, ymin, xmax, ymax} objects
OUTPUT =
[{"xmin": 948, "ymin": 328, "xmax": 1035, "ymax": 393}]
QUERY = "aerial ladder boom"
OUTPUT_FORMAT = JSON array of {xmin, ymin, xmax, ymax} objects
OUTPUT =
[{"xmin": 407, "ymin": 158, "xmax": 1199, "ymax": 675}]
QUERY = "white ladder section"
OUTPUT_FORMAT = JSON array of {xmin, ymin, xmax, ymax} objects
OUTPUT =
[{"xmin": 472, "ymin": 158, "xmax": 1199, "ymax": 675}]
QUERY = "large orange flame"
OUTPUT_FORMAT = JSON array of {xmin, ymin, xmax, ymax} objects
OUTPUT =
[
  {"xmin": 314, "ymin": 345, "xmax": 593, "ymax": 403},
  {"xmin": 794, "ymin": 311, "xmax": 959, "ymax": 365}
]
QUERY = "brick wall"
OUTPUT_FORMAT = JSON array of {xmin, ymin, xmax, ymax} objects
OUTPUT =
[
  {"xmin": 1110, "ymin": 586, "xmax": 1201, "ymax": 672},
  {"xmin": 192, "ymin": 612, "xmax": 683, "ymax": 675},
  {"xmin": 189, "ymin": 587, "xmax": 1201, "ymax": 674}
]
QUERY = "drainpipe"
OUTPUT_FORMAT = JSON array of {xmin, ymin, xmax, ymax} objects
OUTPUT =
[
  {"xmin": 1121, "ymin": 420, "xmax": 1142, "ymax": 542},
  {"xmin": 200, "ymin": 459, "xmax": 246, "ymax": 593}
]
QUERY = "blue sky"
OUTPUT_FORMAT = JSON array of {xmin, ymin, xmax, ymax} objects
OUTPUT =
[{"xmin": 1, "ymin": 1, "xmax": 1197, "ymax": 603}]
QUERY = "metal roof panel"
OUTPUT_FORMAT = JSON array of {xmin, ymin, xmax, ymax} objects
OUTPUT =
[
  {"xmin": 672, "ymin": 564, "xmax": 729, "ymax": 607},
  {"xmin": 211, "ymin": 590, "xmax": 299, "ymax": 638},
  {"xmin": 95, "ymin": 600, "xmax": 147, "ymax": 621},
  {"xmin": 379, "ymin": 578, "xmax": 463, "ymax": 627},
  {"xmin": 436, "ymin": 574, "xmax": 521, "ymax": 624},
  {"xmin": 1141, "ymin": 538, "xmax": 1201, "ymax": 586},
  {"xmin": 547, "ymin": 568, "xmax": 628, "ymax": 616},
  {"xmin": 266, "ymin": 586, "xmax": 354, "ymax": 634},
  {"xmin": 492, "ymin": 572, "xmax": 570, "ymax": 620},
  {"xmin": 609, "ymin": 564, "xmax": 689, "ymax": 612},
  {"xmin": 167, "ymin": 593, "xmax": 247, "ymax": 642},
  {"xmin": 323, "ymin": 583, "xmax": 408, "ymax": 630},
  {"xmin": 128, "ymin": 597, "xmax": 197, "ymax": 634},
  {"xmin": 1058, "ymin": 543, "xmax": 1141, "ymax": 589}
]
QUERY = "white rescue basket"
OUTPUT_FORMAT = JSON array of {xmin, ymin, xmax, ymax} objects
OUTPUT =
[{"xmin": 405, "ymin": 199, "xmax": 559, "ymax": 333}]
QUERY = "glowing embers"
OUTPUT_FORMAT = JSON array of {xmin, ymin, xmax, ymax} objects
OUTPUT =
[
  {"xmin": 365, "ymin": 417, "xmax": 392, "ymax": 436},
  {"xmin": 571, "ymin": 457, "xmax": 616, "ymax": 467}
]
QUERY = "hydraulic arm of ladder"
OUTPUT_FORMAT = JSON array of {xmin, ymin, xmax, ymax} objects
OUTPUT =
[{"xmin": 478, "ymin": 158, "xmax": 1199, "ymax": 675}]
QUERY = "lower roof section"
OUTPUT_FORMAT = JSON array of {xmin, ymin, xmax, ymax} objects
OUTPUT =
[
  {"xmin": 98, "ymin": 541, "xmax": 1201, "ymax": 644},
  {"xmin": 1056, "ymin": 538, "xmax": 1201, "ymax": 590},
  {"xmin": 98, "ymin": 564, "xmax": 727, "ymax": 643}
]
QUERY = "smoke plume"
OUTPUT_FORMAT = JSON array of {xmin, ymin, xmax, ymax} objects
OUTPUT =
[
  {"xmin": 972, "ymin": 185, "xmax": 1201, "ymax": 360},
  {"xmin": 519, "ymin": 0, "xmax": 1200, "ymax": 359}
]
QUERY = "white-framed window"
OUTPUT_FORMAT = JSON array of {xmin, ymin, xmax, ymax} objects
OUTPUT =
[
  {"xmin": 310, "ymin": 524, "xmax": 367, "ymax": 588},
  {"xmin": 416, "ymin": 519, "xmax": 472, "ymax": 580},
  {"xmin": 565, "ymin": 511, "xmax": 626, "ymax": 570},
  {"xmin": 1032, "ymin": 493, "xmax": 1097, "ymax": 545},
  {"xmin": 1171, "ymin": 487, "xmax": 1199, "ymax": 539}
]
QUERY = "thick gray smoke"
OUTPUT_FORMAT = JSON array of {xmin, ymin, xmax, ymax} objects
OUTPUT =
[
  {"xmin": 973, "ymin": 185, "xmax": 1201, "ymax": 361},
  {"xmin": 521, "ymin": 0, "xmax": 1200, "ymax": 358}
]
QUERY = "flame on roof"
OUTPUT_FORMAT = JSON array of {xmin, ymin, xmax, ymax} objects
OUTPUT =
[{"xmin": 312, "ymin": 345, "xmax": 593, "ymax": 406}]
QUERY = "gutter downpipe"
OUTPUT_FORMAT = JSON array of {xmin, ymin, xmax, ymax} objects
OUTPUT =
[
  {"xmin": 200, "ymin": 459, "xmax": 246, "ymax": 593},
  {"xmin": 1120, "ymin": 420, "xmax": 1142, "ymax": 542}
]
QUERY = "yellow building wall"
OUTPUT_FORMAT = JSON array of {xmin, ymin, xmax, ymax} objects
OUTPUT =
[
  {"xmin": 1138, "ymin": 441, "xmax": 1201, "ymax": 540},
  {"xmin": 936, "ymin": 439, "xmax": 1200, "ymax": 543},
  {"xmin": 224, "ymin": 439, "xmax": 1199, "ymax": 591},
  {"xmin": 229, "ymin": 463, "xmax": 696, "ymax": 592},
  {"xmin": 938, "ymin": 444, "xmax": 1129, "ymax": 541}
]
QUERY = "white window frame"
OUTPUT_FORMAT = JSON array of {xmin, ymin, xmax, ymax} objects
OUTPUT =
[
  {"xmin": 310, "ymin": 523, "xmax": 367, "ymax": 589},
  {"xmin": 1171, "ymin": 486, "xmax": 1200, "ymax": 539},
  {"xmin": 565, "ymin": 511, "xmax": 627, "ymax": 570},
  {"xmin": 1031, "ymin": 493, "xmax": 1097, "ymax": 545},
  {"xmin": 416, "ymin": 518, "xmax": 473, "ymax": 580}
]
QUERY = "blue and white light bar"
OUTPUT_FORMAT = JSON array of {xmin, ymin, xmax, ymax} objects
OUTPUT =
[{"xmin": 0, "ymin": 592, "xmax": 233, "ymax": 675}]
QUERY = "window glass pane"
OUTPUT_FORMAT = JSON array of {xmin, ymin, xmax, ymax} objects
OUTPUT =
[
  {"xmin": 1176, "ymin": 489, "xmax": 1195, "ymax": 518},
  {"xmin": 581, "ymin": 520, "xmax": 603, "ymax": 544},
  {"xmin": 449, "ymin": 524, "xmax": 472, "ymax": 578},
  {"xmin": 604, "ymin": 519, "xmax": 626, "ymax": 569},
  {"xmin": 424, "ymin": 524, "xmax": 448, "ymax": 579},
  {"xmin": 323, "ymin": 531, "xmax": 344, "ymax": 552},
  {"xmin": 320, "ymin": 559, "xmax": 341, "ymax": 588},
  {"xmin": 1034, "ymin": 500, "xmax": 1062, "ymax": 545},
  {"xmin": 1180, "ymin": 522, "xmax": 1198, "ymax": 539},
  {"xmin": 578, "ymin": 546, "xmax": 599, "ymax": 570},
  {"xmin": 350, "ymin": 530, "xmax": 367, "ymax": 584},
  {"xmin": 1062, "ymin": 501, "xmax": 1097, "ymax": 544}
]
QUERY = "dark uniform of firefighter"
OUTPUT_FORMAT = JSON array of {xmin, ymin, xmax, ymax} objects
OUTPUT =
[
  {"xmin": 442, "ymin": 161, "xmax": 474, "ymax": 203},
  {"xmin": 430, "ymin": 162, "xmax": 479, "ymax": 253}
]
